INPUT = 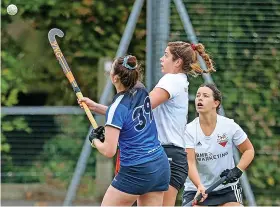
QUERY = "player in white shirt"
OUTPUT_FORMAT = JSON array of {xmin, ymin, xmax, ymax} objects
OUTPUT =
[
  {"xmin": 149, "ymin": 42, "xmax": 216, "ymax": 206},
  {"xmin": 182, "ymin": 84, "xmax": 255, "ymax": 206}
]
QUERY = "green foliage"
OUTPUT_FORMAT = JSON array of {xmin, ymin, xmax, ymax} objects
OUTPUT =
[
  {"xmin": 1, "ymin": 116, "xmax": 31, "ymax": 153},
  {"xmin": 1, "ymin": 0, "xmax": 146, "ymax": 105},
  {"xmin": 2, "ymin": 115, "xmax": 96, "ymax": 190},
  {"xmin": 1, "ymin": 116, "xmax": 33, "ymax": 183},
  {"xmin": 30, "ymin": 115, "xmax": 96, "ymax": 192}
]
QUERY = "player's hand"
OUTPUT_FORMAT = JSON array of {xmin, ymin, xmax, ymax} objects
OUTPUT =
[
  {"xmin": 193, "ymin": 184, "xmax": 207, "ymax": 204},
  {"xmin": 77, "ymin": 97, "xmax": 97, "ymax": 111},
  {"xmin": 220, "ymin": 167, "xmax": 243, "ymax": 185},
  {"xmin": 89, "ymin": 126, "xmax": 105, "ymax": 144}
]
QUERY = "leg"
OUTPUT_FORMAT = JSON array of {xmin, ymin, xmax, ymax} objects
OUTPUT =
[
  {"xmin": 162, "ymin": 185, "xmax": 178, "ymax": 206},
  {"xmin": 220, "ymin": 202, "xmax": 243, "ymax": 206},
  {"xmin": 101, "ymin": 185, "xmax": 139, "ymax": 206},
  {"xmin": 138, "ymin": 191, "xmax": 164, "ymax": 206},
  {"xmin": 162, "ymin": 146, "xmax": 188, "ymax": 206}
]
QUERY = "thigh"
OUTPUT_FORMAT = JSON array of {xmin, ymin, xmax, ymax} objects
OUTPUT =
[
  {"xmin": 220, "ymin": 202, "xmax": 243, "ymax": 206},
  {"xmin": 163, "ymin": 146, "xmax": 188, "ymax": 191},
  {"xmin": 102, "ymin": 185, "xmax": 138, "ymax": 206},
  {"xmin": 163, "ymin": 185, "xmax": 178, "ymax": 206},
  {"xmin": 138, "ymin": 191, "xmax": 164, "ymax": 206}
]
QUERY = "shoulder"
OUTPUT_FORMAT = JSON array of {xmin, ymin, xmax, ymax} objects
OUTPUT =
[
  {"xmin": 218, "ymin": 115, "xmax": 235, "ymax": 125},
  {"xmin": 128, "ymin": 87, "xmax": 149, "ymax": 100},
  {"xmin": 187, "ymin": 117, "xmax": 199, "ymax": 127},
  {"xmin": 156, "ymin": 74, "xmax": 188, "ymax": 98},
  {"xmin": 116, "ymin": 87, "xmax": 149, "ymax": 109},
  {"xmin": 134, "ymin": 81, "xmax": 146, "ymax": 89},
  {"xmin": 110, "ymin": 93, "xmax": 129, "ymax": 111},
  {"xmin": 185, "ymin": 117, "xmax": 199, "ymax": 134},
  {"xmin": 159, "ymin": 73, "xmax": 187, "ymax": 83},
  {"xmin": 217, "ymin": 115, "xmax": 242, "ymax": 131}
]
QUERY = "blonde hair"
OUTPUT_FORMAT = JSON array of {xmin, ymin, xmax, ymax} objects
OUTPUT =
[{"xmin": 167, "ymin": 41, "xmax": 216, "ymax": 77}]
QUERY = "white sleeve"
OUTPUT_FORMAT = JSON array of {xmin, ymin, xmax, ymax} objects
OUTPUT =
[
  {"xmin": 185, "ymin": 127, "xmax": 195, "ymax": 149},
  {"xmin": 232, "ymin": 122, "xmax": 247, "ymax": 146},
  {"xmin": 155, "ymin": 74, "xmax": 178, "ymax": 99}
]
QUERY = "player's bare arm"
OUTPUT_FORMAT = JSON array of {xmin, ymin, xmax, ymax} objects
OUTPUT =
[
  {"xmin": 93, "ymin": 126, "xmax": 119, "ymax": 158},
  {"xmin": 186, "ymin": 148, "xmax": 207, "ymax": 203},
  {"xmin": 149, "ymin": 87, "xmax": 170, "ymax": 109},
  {"xmin": 78, "ymin": 97, "xmax": 108, "ymax": 115},
  {"xmin": 186, "ymin": 148, "xmax": 202, "ymax": 188},
  {"xmin": 236, "ymin": 138, "xmax": 255, "ymax": 171}
]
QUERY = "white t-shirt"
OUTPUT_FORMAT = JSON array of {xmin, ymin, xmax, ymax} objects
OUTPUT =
[
  {"xmin": 184, "ymin": 115, "xmax": 247, "ymax": 191},
  {"xmin": 152, "ymin": 73, "xmax": 189, "ymax": 148}
]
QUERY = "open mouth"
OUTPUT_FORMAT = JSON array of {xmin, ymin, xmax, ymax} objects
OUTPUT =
[{"xmin": 197, "ymin": 103, "xmax": 203, "ymax": 107}]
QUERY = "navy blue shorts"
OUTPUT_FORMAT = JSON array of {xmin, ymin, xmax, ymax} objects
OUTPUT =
[{"xmin": 111, "ymin": 151, "xmax": 170, "ymax": 195}]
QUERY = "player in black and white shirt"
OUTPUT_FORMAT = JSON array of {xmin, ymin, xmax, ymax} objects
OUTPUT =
[{"xmin": 182, "ymin": 84, "xmax": 255, "ymax": 206}]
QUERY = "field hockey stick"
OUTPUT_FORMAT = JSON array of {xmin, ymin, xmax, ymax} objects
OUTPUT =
[
  {"xmin": 48, "ymin": 28, "xmax": 98, "ymax": 130},
  {"xmin": 184, "ymin": 176, "xmax": 227, "ymax": 206}
]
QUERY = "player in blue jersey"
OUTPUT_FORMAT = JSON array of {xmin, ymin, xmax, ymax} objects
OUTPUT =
[{"xmin": 78, "ymin": 55, "xmax": 170, "ymax": 206}]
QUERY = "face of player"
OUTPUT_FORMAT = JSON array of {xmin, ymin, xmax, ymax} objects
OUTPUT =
[
  {"xmin": 195, "ymin": 86, "xmax": 219, "ymax": 114},
  {"xmin": 160, "ymin": 47, "xmax": 181, "ymax": 74}
]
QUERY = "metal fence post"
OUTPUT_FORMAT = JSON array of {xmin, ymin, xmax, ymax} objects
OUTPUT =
[{"xmin": 151, "ymin": 0, "xmax": 171, "ymax": 84}]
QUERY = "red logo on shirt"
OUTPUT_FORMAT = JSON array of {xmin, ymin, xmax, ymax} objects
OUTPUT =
[{"xmin": 217, "ymin": 133, "xmax": 228, "ymax": 147}]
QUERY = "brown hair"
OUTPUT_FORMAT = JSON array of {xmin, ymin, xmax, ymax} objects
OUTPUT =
[
  {"xmin": 199, "ymin": 83, "xmax": 222, "ymax": 112},
  {"xmin": 167, "ymin": 41, "xmax": 216, "ymax": 76},
  {"xmin": 112, "ymin": 55, "xmax": 141, "ymax": 90}
]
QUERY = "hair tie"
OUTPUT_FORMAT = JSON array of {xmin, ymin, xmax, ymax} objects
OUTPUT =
[
  {"xmin": 122, "ymin": 55, "xmax": 137, "ymax": 70},
  {"xmin": 191, "ymin": 43, "xmax": 196, "ymax": 51}
]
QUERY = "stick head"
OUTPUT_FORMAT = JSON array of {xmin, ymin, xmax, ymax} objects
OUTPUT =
[{"xmin": 48, "ymin": 28, "xmax": 64, "ymax": 43}]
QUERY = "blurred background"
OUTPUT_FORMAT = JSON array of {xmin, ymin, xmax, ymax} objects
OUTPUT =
[{"xmin": 1, "ymin": 0, "xmax": 279, "ymax": 206}]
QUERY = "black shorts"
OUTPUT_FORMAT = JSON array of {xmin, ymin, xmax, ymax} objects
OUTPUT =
[
  {"xmin": 162, "ymin": 145, "xmax": 188, "ymax": 191},
  {"xmin": 182, "ymin": 182, "xmax": 243, "ymax": 206}
]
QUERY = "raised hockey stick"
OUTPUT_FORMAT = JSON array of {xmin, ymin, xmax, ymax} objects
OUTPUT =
[
  {"xmin": 48, "ymin": 28, "xmax": 98, "ymax": 130},
  {"xmin": 184, "ymin": 176, "xmax": 227, "ymax": 206}
]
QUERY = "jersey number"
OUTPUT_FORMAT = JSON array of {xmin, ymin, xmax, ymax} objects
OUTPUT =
[{"xmin": 132, "ymin": 96, "xmax": 153, "ymax": 131}]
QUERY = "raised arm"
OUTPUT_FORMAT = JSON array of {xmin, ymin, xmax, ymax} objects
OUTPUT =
[
  {"xmin": 149, "ymin": 88, "xmax": 170, "ymax": 109},
  {"xmin": 78, "ymin": 97, "xmax": 108, "ymax": 115}
]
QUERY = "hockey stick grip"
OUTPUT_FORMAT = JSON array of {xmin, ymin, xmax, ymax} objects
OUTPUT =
[
  {"xmin": 76, "ymin": 92, "xmax": 98, "ymax": 129},
  {"xmin": 184, "ymin": 176, "xmax": 227, "ymax": 206}
]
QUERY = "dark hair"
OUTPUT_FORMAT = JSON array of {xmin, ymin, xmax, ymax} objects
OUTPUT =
[
  {"xmin": 167, "ymin": 41, "xmax": 216, "ymax": 76},
  {"xmin": 199, "ymin": 83, "xmax": 222, "ymax": 112},
  {"xmin": 112, "ymin": 55, "xmax": 142, "ymax": 90}
]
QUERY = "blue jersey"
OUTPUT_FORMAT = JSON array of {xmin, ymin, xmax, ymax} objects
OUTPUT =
[{"xmin": 105, "ymin": 86, "xmax": 163, "ymax": 166}]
